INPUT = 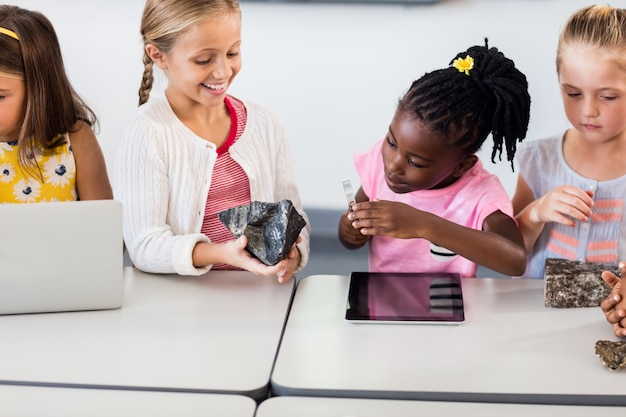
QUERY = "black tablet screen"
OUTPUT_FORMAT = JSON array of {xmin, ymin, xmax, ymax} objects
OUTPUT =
[{"xmin": 345, "ymin": 272, "xmax": 464, "ymax": 323}]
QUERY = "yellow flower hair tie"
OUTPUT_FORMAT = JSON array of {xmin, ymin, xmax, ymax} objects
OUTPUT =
[{"xmin": 452, "ymin": 55, "xmax": 474, "ymax": 76}]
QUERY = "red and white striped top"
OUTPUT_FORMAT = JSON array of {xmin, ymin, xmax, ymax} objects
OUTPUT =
[{"xmin": 200, "ymin": 96, "xmax": 250, "ymax": 270}]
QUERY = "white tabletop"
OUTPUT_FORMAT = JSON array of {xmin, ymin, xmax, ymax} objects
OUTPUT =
[
  {"xmin": 271, "ymin": 275, "xmax": 626, "ymax": 406},
  {"xmin": 1, "ymin": 385, "xmax": 255, "ymax": 417},
  {"xmin": 256, "ymin": 396, "xmax": 626, "ymax": 417},
  {"xmin": 0, "ymin": 267, "xmax": 294, "ymax": 400}
]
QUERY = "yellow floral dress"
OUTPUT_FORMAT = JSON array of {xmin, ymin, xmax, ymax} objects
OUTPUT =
[{"xmin": 0, "ymin": 135, "xmax": 77, "ymax": 203}]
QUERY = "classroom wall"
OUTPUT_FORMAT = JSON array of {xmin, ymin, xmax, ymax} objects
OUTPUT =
[{"xmin": 7, "ymin": 0, "xmax": 617, "ymax": 210}]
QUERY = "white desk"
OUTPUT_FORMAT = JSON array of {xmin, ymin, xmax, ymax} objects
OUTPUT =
[
  {"xmin": 1, "ymin": 385, "xmax": 255, "ymax": 417},
  {"xmin": 256, "ymin": 396, "xmax": 626, "ymax": 416},
  {"xmin": 0, "ymin": 268, "xmax": 294, "ymax": 400},
  {"xmin": 272, "ymin": 275, "xmax": 626, "ymax": 406}
]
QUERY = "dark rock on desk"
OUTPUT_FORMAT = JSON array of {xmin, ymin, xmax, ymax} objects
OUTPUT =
[
  {"xmin": 218, "ymin": 200, "xmax": 306, "ymax": 266},
  {"xmin": 544, "ymin": 258, "xmax": 617, "ymax": 308},
  {"xmin": 595, "ymin": 340, "xmax": 626, "ymax": 371}
]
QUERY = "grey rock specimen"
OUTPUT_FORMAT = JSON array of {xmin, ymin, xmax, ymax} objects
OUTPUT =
[
  {"xmin": 218, "ymin": 200, "xmax": 306, "ymax": 266},
  {"xmin": 544, "ymin": 258, "xmax": 617, "ymax": 308},
  {"xmin": 595, "ymin": 340, "xmax": 626, "ymax": 371}
]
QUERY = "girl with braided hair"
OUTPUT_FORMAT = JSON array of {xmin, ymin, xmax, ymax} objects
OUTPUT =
[
  {"xmin": 338, "ymin": 40, "xmax": 531, "ymax": 278},
  {"xmin": 513, "ymin": 5, "xmax": 626, "ymax": 282},
  {"xmin": 113, "ymin": 0, "xmax": 309, "ymax": 281}
]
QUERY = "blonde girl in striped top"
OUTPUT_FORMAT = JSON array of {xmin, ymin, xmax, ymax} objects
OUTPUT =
[
  {"xmin": 513, "ymin": 4, "xmax": 626, "ymax": 279},
  {"xmin": 114, "ymin": 0, "xmax": 309, "ymax": 281}
]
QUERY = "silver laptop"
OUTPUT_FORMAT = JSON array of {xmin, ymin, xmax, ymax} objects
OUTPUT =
[{"xmin": 0, "ymin": 200, "xmax": 124, "ymax": 315}]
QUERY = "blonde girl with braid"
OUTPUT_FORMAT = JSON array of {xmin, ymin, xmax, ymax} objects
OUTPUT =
[
  {"xmin": 513, "ymin": 5, "xmax": 626, "ymax": 283},
  {"xmin": 0, "ymin": 6, "xmax": 112, "ymax": 202},
  {"xmin": 113, "ymin": 0, "xmax": 309, "ymax": 281},
  {"xmin": 338, "ymin": 40, "xmax": 531, "ymax": 278}
]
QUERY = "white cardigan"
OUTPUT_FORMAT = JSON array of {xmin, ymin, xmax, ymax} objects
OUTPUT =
[{"xmin": 113, "ymin": 96, "xmax": 310, "ymax": 275}]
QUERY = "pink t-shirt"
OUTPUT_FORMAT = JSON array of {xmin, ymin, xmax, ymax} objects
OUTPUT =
[{"xmin": 354, "ymin": 139, "xmax": 514, "ymax": 278}]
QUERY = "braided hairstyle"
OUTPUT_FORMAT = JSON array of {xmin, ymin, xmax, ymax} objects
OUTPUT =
[
  {"xmin": 138, "ymin": 0, "xmax": 241, "ymax": 106},
  {"xmin": 397, "ymin": 39, "xmax": 530, "ymax": 170}
]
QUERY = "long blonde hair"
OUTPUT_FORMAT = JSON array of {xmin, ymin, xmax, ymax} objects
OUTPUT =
[
  {"xmin": 557, "ymin": 5, "xmax": 626, "ymax": 73},
  {"xmin": 138, "ymin": 0, "xmax": 241, "ymax": 106}
]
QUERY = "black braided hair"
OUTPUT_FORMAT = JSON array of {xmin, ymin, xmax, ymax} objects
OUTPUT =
[{"xmin": 397, "ymin": 39, "xmax": 531, "ymax": 170}]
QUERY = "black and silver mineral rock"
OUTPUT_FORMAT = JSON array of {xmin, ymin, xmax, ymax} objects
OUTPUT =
[{"xmin": 218, "ymin": 200, "xmax": 306, "ymax": 266}]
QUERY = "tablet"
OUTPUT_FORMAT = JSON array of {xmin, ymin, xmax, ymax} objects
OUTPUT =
[{"xmin": 345, "ymin": 272, "xmax": 464, "ymax": 324}]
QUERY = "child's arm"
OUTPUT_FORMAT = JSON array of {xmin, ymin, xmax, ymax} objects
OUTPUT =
[
  {"xmin": 338, "ymin": 186, "xmax": 371, "ymax": 250},
  {"xmin": 512, "ymin": 175, "xmax": 593, "ymax": 252},
  {"xmin": 192, "ymin": 235, "xmax": 301, "ymax": 283},
  {"xmin": 620, "ymin": 281, "xmax": 626, "ymax": 332},
  {"xmin": 347, "ymin": 200, "xmax": 526, "ymax": 276},
  {"xmin": 70, "ymin": 122, "xmax": 114, "ymax": 200},
  {"xmin": 601, "ymin": 266, "xmax": 626, "ymax": 337}
]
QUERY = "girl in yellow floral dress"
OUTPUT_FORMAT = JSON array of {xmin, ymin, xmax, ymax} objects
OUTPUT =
[{"xmin": 0, "ymin": 6, "xmax": 112, "ymax": 203}]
